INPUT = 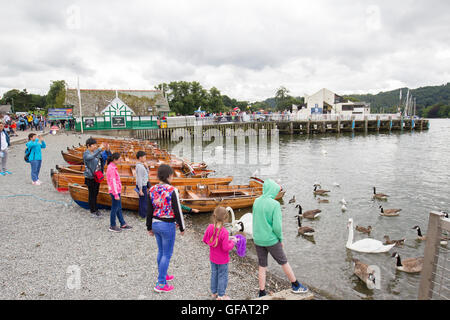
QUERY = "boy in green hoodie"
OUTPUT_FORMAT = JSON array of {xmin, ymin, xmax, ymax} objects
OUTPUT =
[{"xmin": 252, "ymin": 179, "xmax": 309, "ymax": 297}]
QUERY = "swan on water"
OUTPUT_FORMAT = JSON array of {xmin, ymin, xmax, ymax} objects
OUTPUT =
[{"xmin": 346, "ymin": 218, "xmax": 395, "ymax": 253}]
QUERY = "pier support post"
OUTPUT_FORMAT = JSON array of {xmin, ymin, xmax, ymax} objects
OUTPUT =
[
  {"xmin": 337, "ymin": 118, "xmax": 341, "ymax": 133},
  {"xmin": 307, "ymin": 119, "xmax": 311, "ymax": 134},
  {"xmin": 364, "ymin": 116, "xmax": 368, "ymax": 133},
  {"xmin": 289, "ymin": 122, "xmax": 294, "ymax": 135}
]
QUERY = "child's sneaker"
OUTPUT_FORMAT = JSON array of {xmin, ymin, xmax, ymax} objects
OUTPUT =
[
  {"xmin": 166, "ymin": 275, "xmax": 174, "ymax": 282},
  {"xmin": 217, "ymin": 295, "xmax": 231, "ymax": 300},
  {"xmin": 292, "ymin": 282, "xmax": 309, "ymax": 294},
  {"xmin": 120, "ymin": 224, "xmax": 133, "ymax": 230},
  {"xmin": 154, "ymin": 283, "xmax": 174, "ymax": 293},
  {"xmin": 109, "ymin": 226, "xmax": 121, "ymax": 233}
]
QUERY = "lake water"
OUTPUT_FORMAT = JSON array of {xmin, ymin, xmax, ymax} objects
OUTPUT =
[{"xmin": 165, "ymin": 119, "xmax": 450, "ymax": 300}]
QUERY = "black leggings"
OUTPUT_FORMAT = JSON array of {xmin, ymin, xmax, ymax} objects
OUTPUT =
[{"xmin": 85, "ymin": 177, "xmax": 100, "ymax": 213}]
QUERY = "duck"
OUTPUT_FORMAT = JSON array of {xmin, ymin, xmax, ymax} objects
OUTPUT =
[
  {"xmin": 383, "ymin": 236, "xmax": 405, "ymax": 247},
  {"xmin": 379, "ymin": 206, "xmax": 401, "ymax": 217},
  {"xmin": 289, "ymin": 195, "xmax": 296, "ymax": 204},
  {"xmin": 333, "ymin": 182, "xmax": 340, "ymax": 187},
  {"xmin": 412, "ymin": 226, "xmax": 448, "ymax": 245},
  {"xmin": 295, "ymin": 215, "xmax": 315, "ymax": 236},
  {"xmin": 341, "ymin": 204, "xmax": 348, "ymax": 212},
  {"xmin": 226, "ymin": 207, "xmax": 253, "ymax": 240},
  {"xmin": 346, "ymin": 218, "xmax": 396, "ymax": 253},
  {"xmin": 314, "ymin": 185, "xmax": 330, "ymax": 196},
  {"xmin": 391, "ymin": 252, "xmax": 423, "ymax": 273},
  {"xmin": 296, "ymin": 205, "xmax": 321, "ymax": 219},
  {"xmin": 356, "ymin": 225, "xmax": 372, "ymax": 235},
  {"xmin": 373, "ymin": 187, "xmax": 389, "ymax": 200},
  {"xmin": 317, "ymin": 198, "xmax": 329, "ymax": 203},
  {"xmin": 340, "ymin": 198, "xmax": 348, "ymax": 205},
  {"xmin": 353, "ymin": 259, "xmax": 376, "ymax": 289}
]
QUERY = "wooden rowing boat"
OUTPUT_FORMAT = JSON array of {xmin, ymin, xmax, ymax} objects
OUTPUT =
[
  {"xmin": 56, "ymin": 164, "xmax": 214, "ymax": 178},
  {"xmin": 51, "ymin": 170, "xmax": 233, "ymax": 192},
  {"xmin": 68, "ymin": 177, "xmax": 285, "ymax": 213}
]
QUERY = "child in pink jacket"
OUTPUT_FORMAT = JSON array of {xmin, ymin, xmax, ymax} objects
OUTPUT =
[
  {"xmin": 203, "ymin": 206, "xmax": 237, "ymax": 300},
  {"xmin": 106, "ymin": 153, "xmax": 131, "ymax": 232}
]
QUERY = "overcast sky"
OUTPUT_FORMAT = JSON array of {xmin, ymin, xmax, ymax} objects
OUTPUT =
[{"xmin": 1, "ymin": 0, "xmax": 449, "ymax": 101}]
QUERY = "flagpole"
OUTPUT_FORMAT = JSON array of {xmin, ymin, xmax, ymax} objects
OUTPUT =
[{"xmin": 77, "ymin": 76, "xmax": 84, "ymax": 134}]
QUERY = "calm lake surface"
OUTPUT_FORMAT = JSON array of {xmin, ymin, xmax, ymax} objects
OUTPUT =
[{"xmin": 165, "ymin": 119, "xmax": 450, "ymax": 300}]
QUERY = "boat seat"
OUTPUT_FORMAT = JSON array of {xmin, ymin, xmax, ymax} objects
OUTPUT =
[{"xmin": 187, "ymin": 191, "xmax": 200, "ymax": 200}]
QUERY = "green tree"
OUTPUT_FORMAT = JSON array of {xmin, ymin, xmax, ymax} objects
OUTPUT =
[{"xmin": 46, "ymin": 80, "xmax": 66, "ymax": 109}]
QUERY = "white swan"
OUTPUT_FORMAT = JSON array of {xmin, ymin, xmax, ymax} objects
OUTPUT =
[
  {"xmin": 226, "ymin": 207, "xmax": 253, "ymax": 239},
  {"xmin": 340, "ymin": 198, "xmax": 348, "ymax": 205},
  {"xmin": 346, "ymin": 218, "xmax": 395, "ymax": 253},
  {"xmin": 341, "ymin": 204, "xmax": 348, "ymax": 212}
]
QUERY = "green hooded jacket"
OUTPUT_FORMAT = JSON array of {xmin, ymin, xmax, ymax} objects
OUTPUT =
[{"xmin": 252, "ymin": 179, "xmax": 283, "ymax": 247}]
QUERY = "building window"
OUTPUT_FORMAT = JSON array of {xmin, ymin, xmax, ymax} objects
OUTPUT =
[{"xmin": 342, "ymin": 105, "xmax": 353, "ymax": 111}]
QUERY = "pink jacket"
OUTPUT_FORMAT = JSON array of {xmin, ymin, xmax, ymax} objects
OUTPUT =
[
  {"xmin": 106, "ymin": 162, "xmax": 122, "ymax": 197},
  {"xmin": 203, "ymin": 224, "xmax": 235, "ymax": 265}
]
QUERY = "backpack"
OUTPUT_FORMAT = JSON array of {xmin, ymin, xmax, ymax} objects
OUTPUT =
[{"xmin": 24, "ymin": 147, "xmax": 31, "ymax": 163}]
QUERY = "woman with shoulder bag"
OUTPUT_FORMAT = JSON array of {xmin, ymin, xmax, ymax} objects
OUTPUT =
[{"xmin": 83, "ymin": 138, "xmax": 104, "ymax": 217}]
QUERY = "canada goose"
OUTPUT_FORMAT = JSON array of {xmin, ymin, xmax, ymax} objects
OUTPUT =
[
  {"xmin": 353, "ymin": 259, "xmax": 376, "ymax": 289},
  {"xmin": 296, "ymin": 205, "xmax": 321, "ymax": 219},
  {"xmin": 317, "ymin": 198, "xmax": 329, "ymax": 203},
  {"xmin": 379, "ymin": 206, "xmax": 401, "ymax": 217},
  {"xmin": 373, "ymin": 187, "xmax": 389, "ymax": 200},
  {"xmin": 383, "ymin": 236, "xmax": 405, "ymax": 247},
  {"xmin": 347, "ymin": 219, "xmax": 395, "ymax": 253},
  {"xmin": 356, "ymin": 225, "xmax": 372, "ymax": 235},
  {"xmin": 314, "ymin": 185, "xmax": 330, "ymax": 196},
  {"xmin": 295, "ymin": 215, "xmax": 315, "ymax": 236},
  {"xmin": 440, "ymin": 211, "xmax": 449, "ymax": 219},
  {"xmin": 391, "ymin": 252, "xmax": 423, "ymax": 273},
  {"xmin": 412, "ymin": 226, "xmax": 449, "ymax": 245},
  {"xmin": 289, "ymin": 195, "xmax": 296, "ymax": 204}
]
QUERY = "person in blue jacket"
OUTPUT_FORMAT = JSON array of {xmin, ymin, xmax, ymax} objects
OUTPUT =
[{"xmin": 26, "ymin": 133, "xmax": 46, "ymax": 185}]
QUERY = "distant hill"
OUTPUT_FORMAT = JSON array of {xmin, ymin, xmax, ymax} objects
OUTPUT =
[{"xmin": 347, "ymin": 83, "xmax": 450, "ymax": 115}]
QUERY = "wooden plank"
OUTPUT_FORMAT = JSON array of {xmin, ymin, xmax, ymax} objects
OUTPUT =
[
  {"xmin": 418, "ymin": 212, "xmax": 442, "ymax": 300},
  {"xmin": 186, "ymin": 191, "xmax": 201, "ymax": 200}
]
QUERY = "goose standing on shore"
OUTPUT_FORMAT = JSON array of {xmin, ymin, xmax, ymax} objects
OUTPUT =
[
  {"xmin": 295, "ymin": 215, "xmax": 315, "ymax": 236},
  {"xmin": 391, "ymin": 252, "xmax": 423, "ymax": 273},
  {"xmin": 379, "ymin": 206, "xmax": 401, "ymax": 217},
  {"xmin": 373, "ymin": 187, "xmax": 389, "ymax": 200},
  {"xmin": 346, "ymin": 219, "xmax": 395, "ymax": 253},
  {"xmin": 296, "ymin": 205, "xmax": 321, "ymax": 219},
  {"xmin": 353, "ymin": 259, "xmax": 376, "ymax": 289}
]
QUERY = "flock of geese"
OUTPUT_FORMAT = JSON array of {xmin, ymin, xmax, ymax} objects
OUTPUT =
[{"xmin": 288, "ymin": 184, "xmax": 450, "ymax": 289}]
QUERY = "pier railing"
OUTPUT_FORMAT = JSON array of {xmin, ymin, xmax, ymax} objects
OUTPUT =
[
  {"xmin": 166, "ymin": 113, "xmax": 409, "ymax": 128},
  {"xmin": 418, "ymin": 212, "xmax": 450, "ymax": 300}
]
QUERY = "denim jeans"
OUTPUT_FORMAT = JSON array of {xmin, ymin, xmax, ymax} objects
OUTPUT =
[
  {"xmin": 30, "ymin": 160, "xmax": 42, "ymax": 182},
  {"xmin": 137, "ymin": 185, "xmax": 148, "ymax": 218},
  {"xmin": 152, "ymin": 221, "xmax": 176, "ymax": 285},
  {"xmin": 210, "ymin": 262, "xmax": 229, "ymax": 297},
  {"xmin": 109, "ymin": 194, "xmax": 126, "ymax": 227}
]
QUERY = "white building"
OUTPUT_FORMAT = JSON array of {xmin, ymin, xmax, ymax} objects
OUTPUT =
[{"xmin": 301, "ymin": 88, "xmax": 370, "ymax": 116}]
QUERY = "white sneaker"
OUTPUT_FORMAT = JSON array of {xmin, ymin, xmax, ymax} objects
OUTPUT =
[
  {"xmin": 35, "ymin": 181, "xmax": 42, "ymax": 185},
  {"xmin": 32, "ymin": 181, "xmax": 37, "ymax": 185}
]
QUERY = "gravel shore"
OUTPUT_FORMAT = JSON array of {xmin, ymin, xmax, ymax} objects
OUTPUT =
[{"xmin": 0, "ymin": 132, "xmax": 289, "ymax": 300}]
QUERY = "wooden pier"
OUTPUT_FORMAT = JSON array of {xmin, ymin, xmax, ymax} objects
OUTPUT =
[{"xmin": 133, "ymin": 117, "xmax": 429, "ymax": 140}]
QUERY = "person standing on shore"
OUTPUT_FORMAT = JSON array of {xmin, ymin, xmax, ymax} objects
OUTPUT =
[
  {"xmin": 135, "ymin": 151, "xmax": 150, "ymax": 219},
  {"xmin": 106, "ymin": 153, "xmax": 132, "ymax": 233},
  {"xmin": 0, "ymin": 122, "xmax": 11, "ymax": 176},
  {"xmin": 26, "ymin": 133, "xmax": 46, "ymax": 185},
  {"xmin": 83, "ymin": 138, "xmax": 104, "ymax": 217},
  {"xmin": 147, "ymin": 164, "xmax": 185, "ymax": 293},
  {"xmin": 203, "ymin": 206, "xmax": 237, "ymax": 300},
  {"xmin": 252, "ymin": 179, "xmax": 308, "ymax": 297}
]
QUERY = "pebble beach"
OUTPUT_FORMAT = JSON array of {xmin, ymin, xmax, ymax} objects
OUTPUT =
[{"xmin": 0, "ymin": 132, "xmax": 290, "ymax": 300}]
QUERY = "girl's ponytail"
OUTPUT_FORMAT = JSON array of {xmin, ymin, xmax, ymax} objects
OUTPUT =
[{"xmin": 107, "ymin": 152, "xmax": 120, "ymax": 165}]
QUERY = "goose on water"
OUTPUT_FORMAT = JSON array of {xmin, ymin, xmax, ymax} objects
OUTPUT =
[
  {"xmin": 412, "ymin": 226, "xmax": 448, "ymax": 245},
  {"xmin": 317, "ymin": 198, "xmax": 329, "ymax": 203},
  {"xmin": 391, "ymin": 252, "xmax": 423, "ymax": 273},
  {"xmin": 356, "ymin": 225, "xmax": 372, "ymax": 235},
  {"xmin": 295, "ymin": 215, "xmax": 315, "ymax": 237},
  {"xmin": 373, "ymin": 187, "xmax": 389, "ymax": 200},
  {"xmin": 346, "ymin": 218, "xmax": 395, "ymax": 253},
  {"xmin": 289, "ymin": 195, "xmax": 296, "ymax": 204},
  {"xmin": 379, "ymin": 206, "xmax": 401, "ymax": 217},
  {"xmin": 353, "ymin": 259, "xmax": 376, "ymax": 289},
  {"xmin": 314, "ymin": 185, "xmax": 330, "ymax": 196},
  {"xmin": 296, "ymin": 205, "xmax": 321, "ymax": 220}
]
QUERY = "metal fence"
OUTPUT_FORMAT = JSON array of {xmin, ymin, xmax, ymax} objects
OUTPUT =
[{"xmin": 418, "ymin": 211, "xmax": 450, "ymax": 300}]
